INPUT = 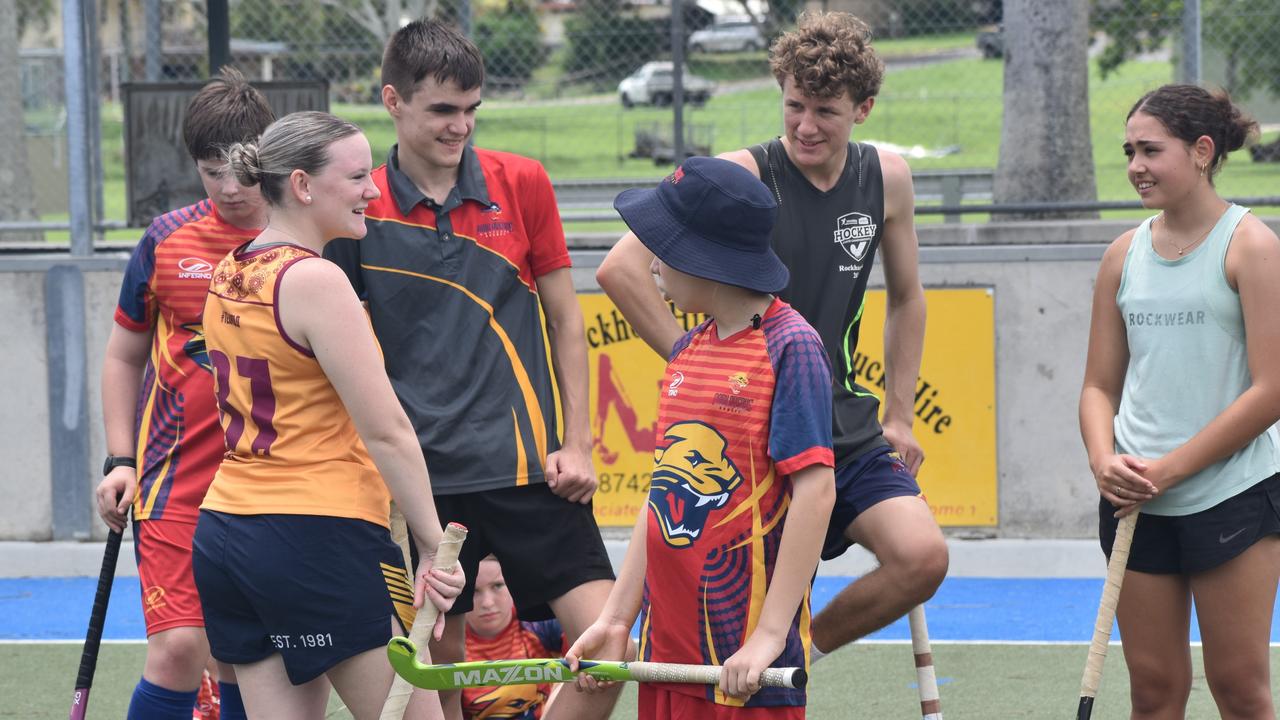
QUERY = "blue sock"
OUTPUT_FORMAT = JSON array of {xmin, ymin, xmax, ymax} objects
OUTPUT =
[
  {"xmin": 126, "ymin": 677, "xmax": 199, "ymax": 720},
  {"xmin": 218, "ymin": 681, "xmax": 247, "ymax": 720}
]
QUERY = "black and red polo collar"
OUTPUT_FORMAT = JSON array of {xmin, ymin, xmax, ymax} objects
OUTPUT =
[{"xmin": 385, "ymin": 143, "xmax": 492, "ymax": 217}]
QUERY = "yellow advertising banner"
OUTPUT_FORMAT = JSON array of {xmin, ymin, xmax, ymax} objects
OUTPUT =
[{"xmin": 580, "ymin": 288, "xmax": 996, "ymax": 527}]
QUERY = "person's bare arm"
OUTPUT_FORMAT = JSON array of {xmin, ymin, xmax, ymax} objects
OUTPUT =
[
  {"xmin": 280, "ymin": 259, "xmax": 461, "ymax": 617},
  {"xmin": 595, "ymin": 233, "xmax": 682, "ymax": 357},
  {"xmin": 877, "ymin": 151, "xmax": 928, "ymax": 475},
  {"xmin": 1079, "ymin": 231, "xmax": 1156, "ymax": 513},
  {"xmin": 537, "ymin": 268, "xmax": 597, "ymax": 504},
  {"xmin": 95, "ymin": 325, "xmax": 152, "ymax": 532},
  {"xmin": 719, "ymin": 464, "xmax": 834, "ymax": 699}
]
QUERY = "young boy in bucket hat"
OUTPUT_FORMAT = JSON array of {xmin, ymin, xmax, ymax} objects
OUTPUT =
[{"xmin": 566, "ymin": 157, "xmax": 836, "ymax": 719}]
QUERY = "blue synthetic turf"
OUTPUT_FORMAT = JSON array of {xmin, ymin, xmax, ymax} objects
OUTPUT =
[{"xmin": 7, "ymin": 576, "xmax": 1271, "ymax": 643}]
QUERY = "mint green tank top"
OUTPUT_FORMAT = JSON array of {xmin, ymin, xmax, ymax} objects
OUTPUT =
[{"xmin": 1113, "ymin": 204, "xmax": 1280, "ymax": 515}]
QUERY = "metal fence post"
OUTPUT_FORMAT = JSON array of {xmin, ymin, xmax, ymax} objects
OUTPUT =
[
  {"xmin": 144, "ymin": 0, "xmax": 162, "ymax": 81},
  {"xmin": 1181, "ymin": 0, "xmax": 1201, "ymax": 84},
  {"xmin": 62, "ymin": 0, "xmax": 92, "ymax": 258},
  {"xmin": 670, "ymin": 0, "xmax": 685, "ymax": 165}
]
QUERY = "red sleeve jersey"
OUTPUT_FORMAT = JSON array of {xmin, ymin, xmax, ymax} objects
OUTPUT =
[
  {"xmin": 114, "ymin": 200, "xmax": 258, "ymax": 523},
  {"xmin": 640, "ymin": 298, "xmax": 833, "ymax": 709}
]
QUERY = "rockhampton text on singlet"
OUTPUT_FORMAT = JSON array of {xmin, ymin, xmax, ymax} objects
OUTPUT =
[{"xmin": 1126, "ymin": 310, "xmax": 1207, "ymax": 327}]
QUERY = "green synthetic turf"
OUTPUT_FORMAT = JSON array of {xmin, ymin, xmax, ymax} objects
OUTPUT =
[{"xmin": 5, "ymin": 642, "xmax": 1278, "ymax": 718}]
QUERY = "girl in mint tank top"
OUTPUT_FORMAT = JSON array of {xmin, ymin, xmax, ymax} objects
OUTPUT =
[{"xmin": 1080, "ymin": 84, "xmax": 1280, "ymax": 719}]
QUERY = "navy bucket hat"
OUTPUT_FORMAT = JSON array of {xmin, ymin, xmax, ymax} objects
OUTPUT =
[{"xmin": 613, "ymin": 156, "xmax": 789, "ymax": 294}]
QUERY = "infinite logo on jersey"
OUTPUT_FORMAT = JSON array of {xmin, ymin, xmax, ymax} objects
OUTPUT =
[
  {"xmin": 649, "ymin": 421, "xmax": 744, "ymax": 548},
  {"xmin": 833, "ymin": 211, "xmax": 877, "ymax": 265},
  {"xmin": 177, "ymin": 256, "xmax": 214, "ymax": 280}
]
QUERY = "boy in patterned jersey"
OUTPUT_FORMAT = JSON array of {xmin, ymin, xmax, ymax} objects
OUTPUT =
[
  {"xmin": 595, "ymin": 11, "xmax": 948, "ymax": 661},
  {"xmin": 94, "ymin": 67, "xmax": 273, "ymax": 720},
  {"xmin": 463, "ymin": 556, "xmax": 566, "ymax": 719},
  {"xmin": 567, "ymin": 157, "xmax": 835, "ymax": 719}
]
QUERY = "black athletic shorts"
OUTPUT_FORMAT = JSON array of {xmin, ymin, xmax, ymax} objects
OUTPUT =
[
  {"xmin": 193, "ymin": 510, "xmax": 411, "ymax": 684},
  {"xmin": 1099, "ymin": 472, "xmax": 1280, "ymax": 575},
  {"xmin": 822, "ymin": 446, "xmax": 924, "ymax": 561},
  {"xmin": 413, "ymin": 483, "xmax": 615, "ymax": 620}
]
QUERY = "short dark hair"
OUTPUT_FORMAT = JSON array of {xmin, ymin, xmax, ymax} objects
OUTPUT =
[
  {"xmin": 770, "ymin": 11, "xmax": 884, "ymax": 103},
  {"xmin": 381, "ymin": 19, "xmax": 485, "ymax": 101},
  {"xmin": 182, "ymin": 66, "xmax": 275, "ymax": 162},
  {"xmin": 1128, "ymin": 84, "xmax": 1259, "ymax": 179}
]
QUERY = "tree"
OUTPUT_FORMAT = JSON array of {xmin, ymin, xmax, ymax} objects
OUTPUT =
[
  {"xmin": 0, "ymin": 0, "xmax": 41, "ymax": 242},
  {"xmin": 474, "ymin": 2, "xmax": 546, "ymax": 87},
  {"xmin": 993, "ymin": 0, "xmax": 1097, "ymax": 219},
  {"xmin": 1092, "ymin": 0, "xmax": 1280, "ymax": 101}
]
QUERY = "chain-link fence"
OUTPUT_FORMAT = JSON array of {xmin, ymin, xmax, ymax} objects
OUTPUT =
[{"xmin": 6, "ymin": 0, "xmax": 1280, "ymax": 239}]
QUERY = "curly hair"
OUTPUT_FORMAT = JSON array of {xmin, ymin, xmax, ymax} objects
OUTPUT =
[{"xmin": 769, "ymin": 11, "xmax": 884, "ymax": 103}]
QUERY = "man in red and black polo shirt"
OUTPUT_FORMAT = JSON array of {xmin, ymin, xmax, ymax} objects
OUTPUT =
[{"xmin": 324, "ymin": 20, "xmax": 621, "ymax": 720}]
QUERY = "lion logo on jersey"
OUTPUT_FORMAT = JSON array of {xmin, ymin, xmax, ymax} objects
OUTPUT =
[{"xmin": 649, "ymin": 421, "xmax": 743, "ymax": 548}]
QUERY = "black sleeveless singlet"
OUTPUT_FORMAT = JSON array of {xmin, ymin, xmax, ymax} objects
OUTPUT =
[{"xmin": 749, "ymin": 138, "xmax": 889, "ymax": 465}]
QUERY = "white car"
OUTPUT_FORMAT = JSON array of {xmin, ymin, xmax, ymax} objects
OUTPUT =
[
  {"xmin": 618, "ymin": 62, "xmax": 715, "ymax": 108},
  {"xmin": 688, "ymin": 21, "xmax": 766, "ymax": 53}
]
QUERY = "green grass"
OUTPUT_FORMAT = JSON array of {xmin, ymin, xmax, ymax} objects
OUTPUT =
[
  {"xmin": 35, "ymin": 52, "xmax": 1280, "ymax": 241},
  {"xmin": 5, "ymin": 642, "xmax": 1277, "ymax": 718}
]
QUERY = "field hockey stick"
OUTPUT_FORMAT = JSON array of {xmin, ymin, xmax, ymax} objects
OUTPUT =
[
  {"xmin": 908, "ymin": 604, "xmax": 943, "ymax": 720},
  {"xmin": 1077, "ymin": 512, "xmax": 1137, "ymax": 720},
  {"xmin": 385, "ymin": 647, "xmax": 808, "ymax": 691},
  {"xmin": 69, "ymin": 528, "xmax": 123, "ymax": 720},
  {"xmin": 379, "ymin": 520, "xmax": 468, "ymax": 720}
]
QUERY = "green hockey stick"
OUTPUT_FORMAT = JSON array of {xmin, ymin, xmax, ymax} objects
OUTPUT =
[{"xmin": 386, "ymin": 637, "xmax": 807, "ymax": 690}]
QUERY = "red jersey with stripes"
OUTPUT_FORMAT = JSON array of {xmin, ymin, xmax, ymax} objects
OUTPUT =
[
  {"xmin": 463, "ymin": 616, "xmax": 565, "ymax": 719},
  {"xmin": 639, "ymin": 298, "xmax": 833, "ymax": 708},
  {"xmin": 114, "ymin": 199, "xmax": 259, "ymax": 523},
  {"xmin": 324, "ymin": 145, "xmax": 570, "ymax": 495}
]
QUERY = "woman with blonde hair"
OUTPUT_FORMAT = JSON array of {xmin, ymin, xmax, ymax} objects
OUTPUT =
[{"xmin": 194, "ymin": 111, "xmax": 462, "ymax": 719}]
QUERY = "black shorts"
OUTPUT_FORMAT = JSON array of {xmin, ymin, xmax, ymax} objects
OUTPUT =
[
  {"xmin": 822, "ymin": 446, "xmax": 924, "ymax": 561},
  {"xmin": 192, "ymin": 510, "xmax": 412, "ymax": 684},
  {"xmin": 1099, "ymin": 473, "xmax": 1280, "ymax": 575},
  {"xmin": 415, "ymin": 483, "xmax": 615, "ymax": 620}
]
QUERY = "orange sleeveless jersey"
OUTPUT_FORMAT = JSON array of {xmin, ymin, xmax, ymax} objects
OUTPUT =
[{"xmin": 201, "ymin": 242, "xmax": 391, "ymax": 527}]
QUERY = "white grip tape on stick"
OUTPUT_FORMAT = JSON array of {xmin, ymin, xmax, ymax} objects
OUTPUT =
[
  {"xmin": 909, "ymin": 604, "xmax": 943, "ymax": 719},
  {"xmin": 1080, "ymin": 512, "xmax": 1136, "ymax": 698},
  {"xmin": 625, "ymin": 661, "xmax": 802, "ymax": 689},
  {"xmin": 380, "ymin": 521, "xmax": 469, "ymax": 720}
]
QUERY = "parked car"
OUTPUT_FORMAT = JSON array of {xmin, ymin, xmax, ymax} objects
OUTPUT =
[
  {"xmin": 688, "ymin": 20, "xmax": 766, "ymax": 54},
  {"xmin": 618, "ymin": 62, "xmax": 716, "ymax": 108},
  {"xmin": 977, "ymin": 24, "xmax": 1004, "ymax": 59}
]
